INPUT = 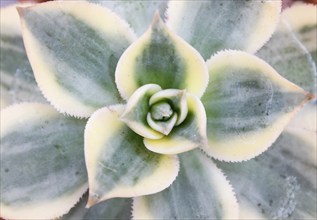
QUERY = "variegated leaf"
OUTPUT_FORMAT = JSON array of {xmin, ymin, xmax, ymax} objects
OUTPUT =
[
  {"xmin": 0, "ymin": 103, "xmax": 88, "ymax": 219},
  {"xmin": 115, "ymin": 13, "xmax": 208, "ymax": 100},
  {"xmin": 87, "ymin": 0, "xmax": 168, "ymax": 36},
  {"xmin": 257, "ymin": 9, "xmax": 316, "ymax": 95},
  {"xmin": 0, "ymin": 4, "xmax": 46, "ymax": 109},
  {"xmin": 201, "ymin": 50, "xmax": 311, "ymax": 162},
  {"xmin": 282, "ymin": 3, "xmax": 317, "ymax": 64},
  {"xmin": 166, "ymin": 0, "xmax": 281, "ymax": 59},
  {"xmin": 121, "ymin": 84, "xmax": 164, "ymax": 139},
  {"xmin": 85, "ymin": 105, "xmax": 179, "ymax": 207},
  {"xmin": 217, "ymin": 104, "xmax": 316, "ymax": 219},
  {"xmin": 149, "ymin": 89, "xmax": 188, "ymax": 126},
  {"xmin": 19, "ymin": 1, "xmax": 136, "ymax": 117},
  {"xmin": 133, "ymin": 149, "xmax": 239, "ymax": 219},
  {"xmin": 144, "ymin": 94, "xmax": 207, "ymax": 155},
  {"xmin": 60, "ymin": 192, "xmax": 132, "ymax": 220}
]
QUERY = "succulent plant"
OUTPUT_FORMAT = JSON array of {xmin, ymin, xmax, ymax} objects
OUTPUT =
[{"xmin": 0, "ymin": 1, "xmax": 316, "ymax": 219}]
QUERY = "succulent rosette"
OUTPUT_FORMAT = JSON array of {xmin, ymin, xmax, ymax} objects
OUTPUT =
[{"xmin": 0, "ymin": 1, "xmax": 316, "ymax": 219}]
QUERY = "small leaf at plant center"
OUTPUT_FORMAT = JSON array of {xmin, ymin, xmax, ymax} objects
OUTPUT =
[{"xmin": 144, "ymin": 94, "xmax": 207, "ymax": 154}]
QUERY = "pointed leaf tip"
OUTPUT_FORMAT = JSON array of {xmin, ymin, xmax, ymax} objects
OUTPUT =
[
  {"xmin": 19, "ymin": 1, "xmax": 135, "ymax": 117},
  {"xmin": 202, "ymin": 50, "xmax": 311, "ymax": 162},
  {"xmin": 115, "ymin": 11, "xmax": 208, "ymax": 100},
  {"xmin": 85, "ymin": 106, "xmax": 180, "ymax": 205},
  {"xmin": 151, "ymin": 10, "xmax": 162, "ymax": 26}
]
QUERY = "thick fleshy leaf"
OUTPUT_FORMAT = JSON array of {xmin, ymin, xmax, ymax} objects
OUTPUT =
[
  {"xmin": 166, "ymin": 0, "xmax": 281, "ymax": 59},
  {"xmin": 85, "ymin": 105, "xmax": 179, "ymax": 207},
  {"xmin": 282, "ymin": 3, "xmax": 317, "ymax": 64},
  {"xmin": 88, "ymin": 0, "xmax": 168, "ymax": 36},
  {"xmin": 121, "ymin": 84, "xmax": 163, "ymax": 139},
  {"xmin": 147, "ymin": 112, "xmax": 177, "ymax": 136},
  {"xmin": 256, "ymin": 9, "xmax": 316, "ymax": 95},
  {"xmin": 60, "ymin": 192, "xmax": 132, "ymax": 220},
  {"xmin": 19, "ymin": 1, "xmax": 136, "ymax": 117},
  {"xmin": 217, "ymin": 104, "xmax": 316, "ymax": 219},
  {"xmin": 133, "ymin": 149, "xmax": 239, "ymax": 219},
  {"xmin": 0, "ymin": 103, "xmax": 88, "ymax": 219},
  {"xmin": 201, "ymin": 50, "xmax": 311, "ymax": 162},
  {"xmin": 144, "ymin": 94, "xmax": 207, "ymax": 155},
  {"xmin": 0, "ymin": 4, "xmax": 46, "ymax": 109},
  {"xmin": 149, "ymin": 89, "xmax": 188, "ymax": 125},
  {"xmin": 115, "ymin": 13, "xmax": 208, "ymax": 100}
]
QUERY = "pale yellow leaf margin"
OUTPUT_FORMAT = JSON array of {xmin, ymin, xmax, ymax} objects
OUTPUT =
[
  {"xmin": 132, "ymin": 151, "xmax": 239, "ymax": 219},
  {"xmin": 202, "ymin": 50, "xmax": 313, "ymax": 162},
  {"xmin": 115, "ymin": 13, "xmax": 209, "ymax": 100},
  {"xmin": 0, "ymin": 103, "xmax": 88, "ymax": 219},
  {"xmin": 84, "ymin": 105, "xmax": 180, "ymax": 207},
  {"xmin": 18, "ymin": 1, "xmax": 136, "ymax": 118}
]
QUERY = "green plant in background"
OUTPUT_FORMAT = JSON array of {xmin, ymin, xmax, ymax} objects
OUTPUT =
[{"xmin": 0, "ymin": 1, "xmax": 316, "ymax": 219}]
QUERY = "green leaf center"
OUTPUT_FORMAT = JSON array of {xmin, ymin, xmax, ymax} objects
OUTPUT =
[{"xmin": 150, "ymin": 101, "xmax": 174, "ymax": 121}]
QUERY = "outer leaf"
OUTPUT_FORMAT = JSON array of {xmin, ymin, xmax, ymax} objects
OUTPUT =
[
  {"xmin": 256, "ymin": 11, "xmax": 316, "ymax": 95},
  {"xmin": 60, "ymin": 193, "xmax": 132, "ymax": 220},
  {"xmin": 121, "ymin": 84, "xmax": 163, "ymax": 139},
  {"xmin": 115, "ymin": 13, "xmax": 208, "ymax": 100},
  {"xmin": 144, "ymin": 94, "xmax": 207, "ymax": 155},
  {"xmin": 0, "ymin": 4, "xmax": 46, "ymax": 109},
  {"xmin": 282, "ymin": 3, "xmax": 317, "ymax": 64},
  {"xmin": 217, "ymin": 104, "xmax": 316, "ymax": 219},
  {"xmin": 133, "ymin": 149, "xmax": 239, "ymax": 219},
  {"xmin": 166, "ymin": 0, "xmax": 281, "ymax": 59},
  {"xmin": 0, "ymin": 103, "xmax": 88, "ymax": 219},
  {"xmin": 201, "ymin": 50, "xmax": 312, "ymax": 162},
  {"xmin": 88, "ymin": 0, "xmax": 168, "ymax": 36},
  {"xmin": 85, "ymin": 105, "xmax": 179, "ymax": 207},
  {"xmin": 19, "ymin": 1, "xmax": 136, "ymax": 117}
]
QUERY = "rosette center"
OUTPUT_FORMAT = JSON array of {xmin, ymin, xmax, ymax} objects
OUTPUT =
[{"xmin": 150, "ymin": 102, "xmax": 174, "ymax": 121}]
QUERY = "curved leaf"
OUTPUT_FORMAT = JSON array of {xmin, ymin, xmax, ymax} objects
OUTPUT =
[
  {"xmin": 144, "ymin": 94, "xmax": 207, "ymax": 155},
  {"xmin": 0, "ymin": 103, "xmax": 88, "ymax": 219},
  {"xmin": 201, "ymin": 50, "xmax": 311, "ymax": 162},
  {"xmin": 60, "ymin": 192, "xmax": 132, "ymax": 220},
  {"xmin": 166, "ymin": 0, "xmax": 281, "ymax": 59},
  {"xmin": 85, "ymin": 105, "xmax": 179, "ymax": 207},
  {"xmin": 88, "ymin": 0, "xmax": 168, "ymax": 36},
  {"xmin": 217, "ymin": 104, "xmax": 316, "ymax": 219},
  {"xmin": 149, "ymin": 89, "xmax": 188, "ymax": 125},
  {"xmin": 282, "ymin": 3, "xmax": 317, "ymax": 64},
  {"xmin": 256, "ymin": 11, "xmax": 316, "ymax": 95},
  {"xmin": 121, "ymin": 84, "xmax": 163, "ymax": 139},
  {"xmin": 19, "ymin": 1, "xmax": 136, "ymax": 117},
  {"xmin": 147, "ymin": 112, "xmax": 178, "ymax": 136},
  {"xmin": 0, "ymin": 4, "xmax": 46, "ymax": 109},
  {"xmin": 115, "ymin": 13, "xmax": 208, "ymax": 100},
  {"xmin": 133, "ymin": 149, "xmax": 239, "ymax": 219}
]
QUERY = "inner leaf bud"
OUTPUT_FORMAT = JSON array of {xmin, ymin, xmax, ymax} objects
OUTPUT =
[{"xmin": 150, "ymin": 102, "xmax": 173, "ymax": 121}]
